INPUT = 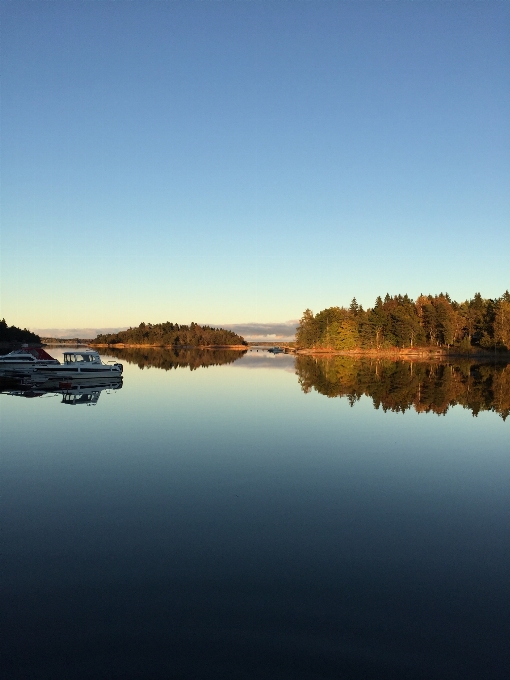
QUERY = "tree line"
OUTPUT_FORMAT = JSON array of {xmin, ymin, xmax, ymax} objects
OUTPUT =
[
  {"xmin": 0, "ymin": 319, "xmax": 40, "ymax": 344},
  {"xmin": 296, "ymin": 356, "xmax": 510, "ymax": 420},
  {"xmin": 92, "ymin": 321, "xmax": 247, "ymax": 347},
  {"xmin": 296, "ymin": 291, "xmax": 510, "ymax": 352}
]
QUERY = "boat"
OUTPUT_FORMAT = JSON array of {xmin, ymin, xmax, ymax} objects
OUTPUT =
[
  {"xmin": 0, "ymin": 346, "xmax": 60, "ymax": 371},
  {"xmin": 267, "ymin": 346, "xmax": 284, "ymax": 354},
  {"xmin": 32, "ymin": 350, "xmax": 123, "ymax": 379}
]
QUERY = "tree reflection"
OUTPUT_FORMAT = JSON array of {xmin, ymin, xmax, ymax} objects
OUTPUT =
[
  {"xmin": 296, "ymin": 356, "xmax": 510, "ymax": 419},
  {"xmin": 98, "ymin": 346, "xmax": 247, "ymax": 371}
]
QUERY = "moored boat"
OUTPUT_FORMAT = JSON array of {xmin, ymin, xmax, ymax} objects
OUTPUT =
[{"xmin": 32, "ymin": 350, "xmax": 123, "ymax": 379}]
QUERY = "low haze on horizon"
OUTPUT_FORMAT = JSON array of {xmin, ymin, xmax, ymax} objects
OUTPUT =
[
  {"xmin": 33, "ymin": 321, "xmax": 300, "ymax": 341},
  {"xmin": 1, "ymin": 1, "xmax": 509, "ymax": 331}
]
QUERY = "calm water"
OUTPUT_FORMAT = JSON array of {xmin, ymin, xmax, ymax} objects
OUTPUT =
[{"xmin": 2, "ymin": 349, "xmax": 509, "ymax": 679}]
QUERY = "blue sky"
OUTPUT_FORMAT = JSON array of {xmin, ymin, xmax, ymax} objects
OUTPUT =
[{"xmin": 1, "ymin": 0, "xmax": 509, "ymax": 334}]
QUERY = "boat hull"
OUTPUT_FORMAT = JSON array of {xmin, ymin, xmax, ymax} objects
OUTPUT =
[
  {"xmin": 32, "ymin": 366, "xmax": 123, "ymax": 380},
  {"xmin": 0, "ymin": 361, "xmax": 59, "ymax": 373}
]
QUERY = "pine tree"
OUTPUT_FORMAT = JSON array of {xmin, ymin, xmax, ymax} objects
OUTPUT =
[{"xmin": 349, "ymin": 298, "xmax": 359, "ymax": 316}]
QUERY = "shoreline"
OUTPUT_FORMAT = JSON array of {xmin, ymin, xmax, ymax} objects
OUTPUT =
[{"xmin": 291, "ymin": 347, "xmax": 509, "ymax": 360}]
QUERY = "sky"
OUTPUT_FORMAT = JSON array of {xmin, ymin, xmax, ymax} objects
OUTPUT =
[{"xmin": 1, "ymin": 0, "xmax": 509, "ymax": 337}]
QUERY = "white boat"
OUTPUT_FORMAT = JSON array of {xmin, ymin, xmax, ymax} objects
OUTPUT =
[
  {"xmin": 32, "ymin": 350, "xmax": 123, "ymax": 379},
  {"xmin": 0, "ymin": 346, "xmax": 60, "ymax": 371}
]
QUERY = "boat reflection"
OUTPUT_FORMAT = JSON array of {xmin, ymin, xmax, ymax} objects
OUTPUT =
[
  {"xmin": 0, "ymin": 374, "xmax": 123, "ymax": 406},
  {"xmin": 295, "ymin": 356, "xmax": 510, "ymax": 420},
  {"xmin": 97, "ymin": 346, "xmax": 247, "ymax": 371}
]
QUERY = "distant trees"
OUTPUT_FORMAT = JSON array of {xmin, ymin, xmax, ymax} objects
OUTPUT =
[
  {"xmin": 296, "ymin": 291, "xmax": 510, "ymax": 352},
  {"xmin": 92, "ymin": 321, "xmax": 247, "ymax": 347},
  {"xmin": 0, "ymin": 319, "xmax": 40, "ymax": 344}
]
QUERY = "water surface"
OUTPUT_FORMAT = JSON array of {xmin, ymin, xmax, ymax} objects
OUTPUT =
[{"xmin": 2, "ymin": 349, "xmax": 509, "ymax": 679}]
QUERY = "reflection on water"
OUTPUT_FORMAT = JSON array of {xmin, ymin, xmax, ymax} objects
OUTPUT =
[
  {"xmin": 4, "ymin": 347, "xmax": 509, "ymax": 420},
  {"xmin": 0, "ymin": 375, "xmax": 122, "ymax": 405},
  {"xmin": 2, "ymin": 347, "xmax": 509, "ymax": 679},
  {"xmin": 98, "ymin": 345, "xmax": 247, "ymax": 370},
  {"xmin": 296, "ymin": 356, "xmax": 510, "ymax": 419}
]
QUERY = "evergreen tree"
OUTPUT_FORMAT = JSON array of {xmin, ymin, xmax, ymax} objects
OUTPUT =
[
  {"xmin": 349, "ymin": 298, "xmax": 359, "ymax": 315},
  {"xmin": 296, "ymin": 309, "xmax": 318, "ymax": 347}
]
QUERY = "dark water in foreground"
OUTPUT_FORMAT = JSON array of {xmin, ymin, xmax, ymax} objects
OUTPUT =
[{"xmin": 2, "ymin": 349, "xmax": 509, "ymax": 679}]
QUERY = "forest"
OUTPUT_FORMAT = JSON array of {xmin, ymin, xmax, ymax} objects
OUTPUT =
[
  {"xmin": 92, "ymin": 321, "xmax": 247, "ymax": 347},
  {"xmin": 296, "ymin": 356, "xmax": 510, "ymax": 420},
  {"xmin": 296, "ymin": 291, "xmax": 510, "ymax": 352},
  {"xmin": 0, "ymin": 319, "xmax": 40, "ymax": 344}
]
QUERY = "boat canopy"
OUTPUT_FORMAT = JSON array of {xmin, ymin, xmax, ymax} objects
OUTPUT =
[{"xmin": 20, "ymin": 347, "xmax": 56, "ymax": 361}]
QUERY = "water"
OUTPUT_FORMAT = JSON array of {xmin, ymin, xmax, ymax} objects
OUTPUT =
[{"xmin": 2, "ymin": 349, "xmax": 509, "ymax": 679}]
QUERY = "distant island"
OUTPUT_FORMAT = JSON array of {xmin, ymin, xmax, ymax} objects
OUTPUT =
[
  {"xmin": 91, "ymin": 321, "xmax": 247, "ymax": 348},
  {"xmin": 296, "ymin": 291, "xmax": 510, "ymax": 354},
  {"xmin": 0, "ymin": 319, "xmax": 40, "ymax": 346}
]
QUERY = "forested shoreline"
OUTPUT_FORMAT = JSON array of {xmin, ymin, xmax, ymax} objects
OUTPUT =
[
  {"xmin": 296, "ymin": 292, "xmax": 510, "ymax": 353},
  {"xmin": 0, "ymin": 319, "xmax": 40, "ymax": 345},
  {"xmin": 92, "ymin": 321, "xmax": 247, "ymax": 347}
]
